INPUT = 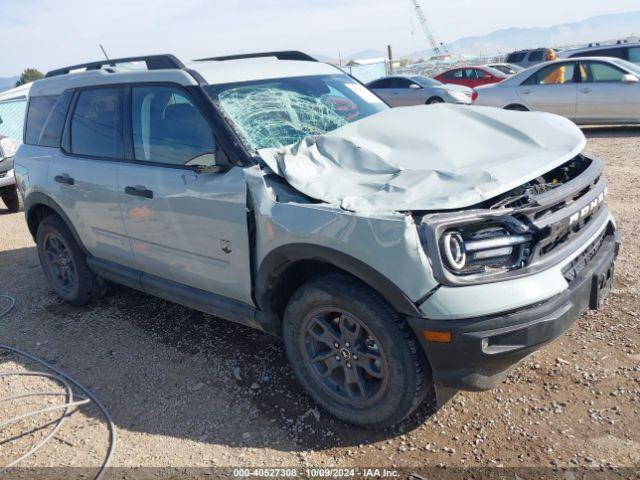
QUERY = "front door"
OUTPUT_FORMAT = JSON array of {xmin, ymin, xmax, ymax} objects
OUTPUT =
[
  {"xmin": 118, "ymin": 84, "xmax": 253, "ymax": 305},
  {"xmin": 575, "ymin": 61, "xmax": 640, "ymax": 123}
]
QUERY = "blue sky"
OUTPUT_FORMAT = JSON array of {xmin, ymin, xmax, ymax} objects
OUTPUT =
[{"xmin": 0, "ymin": 0, "xmax": 638, "ymax": 76}]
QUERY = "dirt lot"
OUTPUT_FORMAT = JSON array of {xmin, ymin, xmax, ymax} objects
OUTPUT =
[{"xmin": 0, "ymin": 127, "xmax": 639, "ymax": 477}]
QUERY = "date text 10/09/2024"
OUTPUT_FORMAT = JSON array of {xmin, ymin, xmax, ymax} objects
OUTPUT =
[{"xmin": 232, "ymin": 468, "xmax": 400, "ymax": 478}]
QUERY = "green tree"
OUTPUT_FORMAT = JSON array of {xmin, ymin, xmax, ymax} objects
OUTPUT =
[{"xmin": 15, "ymin": 68, "xmax": 44, "ymax": 87}]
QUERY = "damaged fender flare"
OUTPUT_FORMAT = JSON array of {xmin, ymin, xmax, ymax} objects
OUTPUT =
[{"xmin": 256, "ymin": 244, "xmax": 425, "ymax": 320}]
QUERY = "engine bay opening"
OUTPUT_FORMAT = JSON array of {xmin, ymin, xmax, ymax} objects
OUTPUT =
[{"xmin": 487, "ymin": 155, "xmax": 593, "ymax": 210}]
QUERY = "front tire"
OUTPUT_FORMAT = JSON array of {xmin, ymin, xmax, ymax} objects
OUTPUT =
[
  {"xmin": 36, "ymin": 215, "xmax": 103, "ymax": 305},
  {"xmin": 1, "ymin": 186, "xmax": 23, "ymax": 212},
  {"xmin": 283, "ymin": 273, "xmax": 431, "ymax": 428}
]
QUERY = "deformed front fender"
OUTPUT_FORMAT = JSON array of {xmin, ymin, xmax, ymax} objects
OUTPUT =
[
  {"xmin": 245, "ymin": 166, "xmax": 438, "ymax": 321},
  {"xmin": 256, "ymin": 243, "xmax": 426, "ymax": 318}
]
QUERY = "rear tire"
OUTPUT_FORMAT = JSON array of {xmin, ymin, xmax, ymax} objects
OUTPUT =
[
  {"xmin": 36, "ymin": 215, "xmax": 104, "ymax": 305},
  {"xmin": 1, "ymin": 186, "xmax": 23, "ymax": 212},
  {"xmin": 426, "ymin": 97, "xmax": 444, "ymax": 105},
  {"xmin": 283, "ymin": 273, "xmax": 431, "ymax": 428}
]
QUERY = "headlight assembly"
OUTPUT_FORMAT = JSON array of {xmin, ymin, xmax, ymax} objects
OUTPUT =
[{"xmin": 440, "ymin": 225, "xmax": 532, "ymax": 275}]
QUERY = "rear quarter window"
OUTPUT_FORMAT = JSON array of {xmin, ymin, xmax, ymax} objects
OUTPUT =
[{"xmin": 25, "ymin": 95, "xmax": 58, "ymax": 145}]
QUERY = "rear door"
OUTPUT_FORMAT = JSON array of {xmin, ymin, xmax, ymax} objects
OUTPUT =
[
  {"xmin": 47, "ymin": 87, "xmax": 133, "ymax": 266},
  {"xmin": 387, "ymin": 78, "xmax": 423, "ymax": 106},
  {"xmin": 516, "ymin": 62, "xmax": 579, "ymax": 118},
  {"xmin": 575, "ymin": 60, "xmax": 640, "ymax": 123},
  {"xmin": 118, "ymin": 84, "xmax": 253, "ymax": 305},
  {"xmin": 368, "ymin": 78, "xmax": 397, "ymax": 106},
  {"xmin": 439, "ymin": 69, "xmax": 465, "ymax": 86}
]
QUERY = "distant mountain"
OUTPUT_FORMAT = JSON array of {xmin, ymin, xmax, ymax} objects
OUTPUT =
[
  {"xmin": 0, "ymin": 77, "xmax": 19, "ymax": 93},
  {"xmin": 409, "ymin": 11, "xmax": 640, "ymax": 58}
]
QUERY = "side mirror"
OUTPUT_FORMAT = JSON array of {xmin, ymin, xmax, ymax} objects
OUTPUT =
[
  {"xmin": 622, "ymin": 73, "xmax": 639, "ymax": 83},
  {"xmin": 185, "ymin": 145, "xmax": 232, "ymax": 174}
]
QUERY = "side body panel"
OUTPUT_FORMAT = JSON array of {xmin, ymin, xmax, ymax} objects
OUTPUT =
[
  {"xmin": 246, "ymin": 166, "xmax": 440, "ymax": 310},
  {"xmin": 118, "ymin": 164, "xmax": 253, "ymax": 305},
  {"xmin": 576, "ymin": 80, "xmax": 640, "ymax": 123}
]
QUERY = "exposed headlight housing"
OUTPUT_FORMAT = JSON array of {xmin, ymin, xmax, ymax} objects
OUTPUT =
[{"xmin": 439, "ymin": 225, "xmax": 532, "ymax": 275}]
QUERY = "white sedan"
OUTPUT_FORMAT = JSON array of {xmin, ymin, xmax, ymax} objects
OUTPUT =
[{"xmin": 473, "ymin": 57, "xmax": 640, "ymax": 125}]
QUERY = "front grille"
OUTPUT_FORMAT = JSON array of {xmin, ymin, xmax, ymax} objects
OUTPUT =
[
  {"xmin": 538, "ymin": 206, "xmax": 602, "ymax": 257},
  {"xmin": 562, "ymin": 229, "xmax": 607, "ymax": 282}
]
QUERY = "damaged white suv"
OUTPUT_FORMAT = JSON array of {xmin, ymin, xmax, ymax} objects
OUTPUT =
[{"xmin": 14, "ymin": 52, "xmax": 619, "ymax": 428}]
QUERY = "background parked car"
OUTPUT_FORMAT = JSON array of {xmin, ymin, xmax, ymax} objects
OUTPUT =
[
  {"xmin": 0, "ymin": 135, "xmax": 22, "ymax": 212},
  {"xmin": 472, "ymin": 57, "xmax": 640, "ymax": 125},
  {"xmin": 559, "ymin": 41, "xmax": 640, "ymax": 64},
  {"xmin": 434, "ymin": 66, "xmax": 507, "ymax": 88},
  {"xmin": 366, "ymin": 75, "xmax": 473, "ymax": 106},
  {"xmin": 504, "ymin": 48, "xmax": 549, "ymax": 68},
  {"xmin": 485, "ymin": 63, "xmax": 525, "ymax": 75}
]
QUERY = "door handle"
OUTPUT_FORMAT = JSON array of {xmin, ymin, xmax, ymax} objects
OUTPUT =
[
  {"xmin": 521, "ymin": 89, "xmax": 532, "ymax": 95},
  {"xmin": 54, "ymin": 174, "xmax": 74, "ymax": 186},
  {"xmin": 581, "ymin": 88, "xmax": 592, "ymax": 94},
  {"xmin": 125, "ymin": 186, "xmax": 154, "ymax": 199}
]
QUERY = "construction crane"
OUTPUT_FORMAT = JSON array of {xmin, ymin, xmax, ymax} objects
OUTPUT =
[{"xmin": 409, "ymin": 0, "xmax": 449, "ymax": 57}]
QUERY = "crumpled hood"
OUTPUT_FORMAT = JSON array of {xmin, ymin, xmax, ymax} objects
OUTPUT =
[{"xmin": 258, "ymin": 105, "xmax": 586, "ymax": 212}]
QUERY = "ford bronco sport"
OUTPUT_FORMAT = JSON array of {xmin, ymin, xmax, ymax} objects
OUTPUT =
[{"xmin": 14, "ymin": 52, "xmax": 620, "ymax": 428}]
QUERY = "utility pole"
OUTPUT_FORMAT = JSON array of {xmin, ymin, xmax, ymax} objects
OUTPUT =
[{"xmin": 387, "ymin": 45, "xmax": 393, "ymax": 75}]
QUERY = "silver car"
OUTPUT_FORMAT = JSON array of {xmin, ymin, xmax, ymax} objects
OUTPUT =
[
  {"xmin": 473, "ymin": 57, "xmax": 640, "ymax": 124},
  {"xmin": 367, "ymin": 75, "xmax": 473, "ymax": 107}
]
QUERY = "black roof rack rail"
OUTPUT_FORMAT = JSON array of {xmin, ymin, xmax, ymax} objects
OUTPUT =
[
  {"xmin": 195, "ymin": 51, "xmax": 317, "ymax": 63},
  {"xmin": 45, "ymin": 54, "xmax": 185, "ymax": 78}
]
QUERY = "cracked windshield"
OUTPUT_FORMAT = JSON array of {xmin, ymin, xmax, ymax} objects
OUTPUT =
[{"xmin": 207, "ymin": 74, "xmax": 388, "ymax": 150}]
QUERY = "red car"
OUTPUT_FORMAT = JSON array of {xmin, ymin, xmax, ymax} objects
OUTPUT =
[{"xmin": 434, "ymin": 66, "xmax": 507, "ymax": 88}]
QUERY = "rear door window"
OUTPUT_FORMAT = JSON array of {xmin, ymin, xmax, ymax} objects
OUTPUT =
[
  {"xmin": 528, "ymin": 50, "xmax": 544, "ymax": 62},
  {"xmin": 388, "ymin": 78, "xmax": 413, "ymax": 88},
  {"xmin": 25, "ymin": 95, "xmax": 59, "ymax": 145},
  {"xmin": 70, "ymin": 88, "xmax": 123, "ymax": 159},
  {"xmin": 368, "ymin": 79, "xmax": 391, "ymax": 89},
  {"xmin": 523, "ymin": 63, "xmax": 576, "ymax": 85},
  {"xmin": 507, "ymin": 52, "xmax": 526, "ymax": 63}
]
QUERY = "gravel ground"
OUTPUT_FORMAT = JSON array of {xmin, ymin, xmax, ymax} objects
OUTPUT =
[{"xmin": 0, "ymin": 127, "xmax": 638, "ymax": 477}]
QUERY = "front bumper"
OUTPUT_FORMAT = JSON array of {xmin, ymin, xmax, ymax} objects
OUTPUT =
[{"xmin": 408, "ymin": 230, "xmax": 620, "ymax": 391}]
